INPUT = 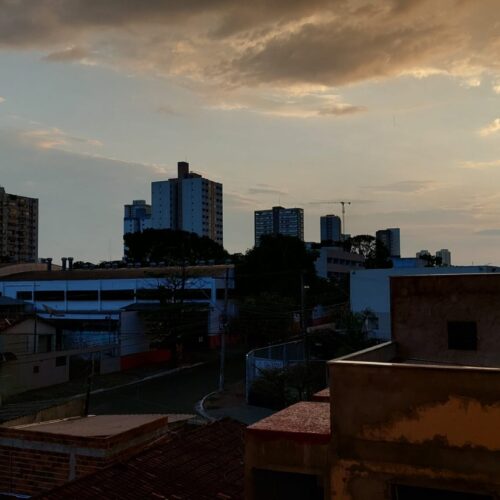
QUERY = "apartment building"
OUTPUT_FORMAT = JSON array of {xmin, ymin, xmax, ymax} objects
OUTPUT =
[
  {"xmin": 0, "ymin": 187, "xmax": 38, "ymax": 263},
  {"xmin": 254, "ymin": 206, "xmax": 304, "ymax": 246}
]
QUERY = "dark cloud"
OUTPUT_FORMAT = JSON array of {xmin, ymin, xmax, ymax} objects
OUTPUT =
[
  {"xmin": 475, "ymin": 229, "xmax": 500, "ymax": 236},
  {"xmin": 1, "ymin": 0, "xmax": 500, "ymax": 89},
  {"xmin": 248, "ymin": 184, "xmax": 288, "ymax": 195},
  {"xmin": 318, "ymin": 104, "xmax": 367, "ymax": 116},
  {"xmin": 366, "ymin": 180, "xmax": 435, "ymax": 193},
  {"xmin": 43, "ymin": 46, "xmax": 90, "ymax": 62}
]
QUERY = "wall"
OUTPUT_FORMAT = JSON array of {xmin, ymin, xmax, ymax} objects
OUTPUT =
[
  {"xmin": 350, "ymin": 266, "xmax": 500, "ymax": 339},
  {"xmin": 329, "ymin": 359, "xmax": 500, "ymax": 499},
  {"xmin": 391, "ymin": 274, "xmax": 500, "ymax": 366}
]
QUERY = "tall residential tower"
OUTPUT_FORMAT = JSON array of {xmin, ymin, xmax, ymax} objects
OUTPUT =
[
  {"xmin": 254, "ymin": 206, "xmax": 304, "ymax": 246},
  {"xmin": 0, "ymin": 187, "xmax": 38, "ymax": 263},
  {"xmin": 320, "ymin": 214, "xmax": 342, "ymax": 244},
  {"xmin": 151, "ymin": 162, "xmax": 223, "ymax": 245}
]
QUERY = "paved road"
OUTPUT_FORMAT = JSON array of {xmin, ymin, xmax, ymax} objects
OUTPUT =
[{"xmin": 89, "ymin": 356, "xmax": 245, "ymax": 415}]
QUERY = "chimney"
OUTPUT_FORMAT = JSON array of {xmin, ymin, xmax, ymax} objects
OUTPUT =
[
  {"xmin": 46, "ymin": 258, "xmax": 52, "ymax": 272},
  {"xmin": 177, "ymin": 161, "xmax": 189, "ymax": 179},
  {"xmin": 61, "ymin": 257, "xmax": 67, "ymax": 271},
  {"xmin": 68, "ymin": 257, "xmax": 74, "ymax": 271}
]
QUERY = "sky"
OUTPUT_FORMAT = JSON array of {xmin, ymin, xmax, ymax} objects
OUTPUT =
[{"xmin": 2, "ymin": 0, "xmax": 500, "ymax": 265}]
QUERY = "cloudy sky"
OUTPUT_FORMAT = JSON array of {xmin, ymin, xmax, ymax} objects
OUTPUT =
[{"xmin": 2, "ymin": 0, "xmax": 500, "ymax": 264}]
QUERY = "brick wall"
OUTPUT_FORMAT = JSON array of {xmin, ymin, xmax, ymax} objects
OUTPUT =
[{"xmin": 0, "ymin": 416, "xmax": 169, "ymax": 496}]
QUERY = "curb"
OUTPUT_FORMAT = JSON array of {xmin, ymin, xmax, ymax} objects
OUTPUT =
[{"xmin": 194, "ymin": 390, "xmax": 219, "ymax": 422}]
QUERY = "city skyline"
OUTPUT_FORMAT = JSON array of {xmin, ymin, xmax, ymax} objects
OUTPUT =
[{"xmin": 1, "ymin": 1, "xmax": 500, "ymax": 264}]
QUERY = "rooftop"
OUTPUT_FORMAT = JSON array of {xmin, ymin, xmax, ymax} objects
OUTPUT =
[
  {"xmin": 37, "ymin": 419, "xmax": 245, "ymax": 500},
  {"xmin": 12, "ymin": 414, "xmax": 166, "ymax": 438},
  {"xmin": 0, "ymin": 264, "xmax": 233, "ymax": 282},
  {"xmin": 247, "ymin": 401, "xmax": 330, "ymax": 444}
]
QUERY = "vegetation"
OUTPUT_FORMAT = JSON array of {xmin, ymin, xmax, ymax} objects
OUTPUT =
[
  {"xmin": 124, "ymin": 228, "xmax": 229, "ymax": 264},
  {"xmin": 343, "ymin": 234, "xmax": 392, "ymax": 269}
]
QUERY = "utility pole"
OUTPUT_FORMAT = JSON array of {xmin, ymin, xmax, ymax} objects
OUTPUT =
[{"xmin": 218, "ymin": 268, "xmax": 229, "ymax": 391}]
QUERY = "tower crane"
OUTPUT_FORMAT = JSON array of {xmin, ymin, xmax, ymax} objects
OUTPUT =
[{"xmin": 335, "ymin": 201, "xmax": 351, "ymax": 238}]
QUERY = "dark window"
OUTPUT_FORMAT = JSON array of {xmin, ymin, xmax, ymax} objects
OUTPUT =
[
  {"xmin": 253, "ymin": 469, "xmax": 323, "ymax": 500},
  {"xmin": 448, "ymin": 321, "xmax": 477, "ymax": 350},
  {"xmin": 33, "ymin": 365, "xmax": 39, "ymax": 374},
  {"xmin": 17, "ymin": 291, "xmax": 33, "ymax": 300},
  {"xmin": 67, "ymin": 290, "xmax": 98, "ymax": 301},
  {"xmin": 393, "ymin": 484, "xmax": 492, "ymax": 500},
  {"xmin": 34, "ymin": 290, "xmax": 65, "ymax": 301},
  {"xmin": 100, "ymin": 290, "xmax": 135, "ymax": 301},
  {"xmin": 55, "ymin": 356, "xmax": 67, "ymax": 367}
]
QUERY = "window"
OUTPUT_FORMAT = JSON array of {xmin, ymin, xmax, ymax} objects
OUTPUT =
[
  {"xmin": 34, "ymin": 290, "xmax": 64, "ymax": 301},
  {"xmin": 67, "ymin": 290, "xmax": 98, "ymax": 301},
  {"xmin": 100, "ymin": 290, "xmax": 135, "ymax": 301},
  {"xmin": 55, "ymin": 356, "xmax": 67, "ymax": 367},
  {"xmin": 17, "ymin": 291, "xmax": 33, "ymax": 300},
  {"xmin": 448, "ymin": 321, "xmax": 477, "ymax": 350}
]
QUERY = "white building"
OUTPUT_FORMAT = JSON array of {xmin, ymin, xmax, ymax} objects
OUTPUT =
[
  {"xmin": 123, "ymin": 200, "xmax": 152, "ymax": 235},
  {"xmin": 436, "ymin": 248, "xmax": 452, "ymax": 266},
  {"xmin": 376, "ymin": 228, "xmax": 401, "ymax": 258},
  {"xmin": 350, "ymin": 265, "xmax": 500, "ymax": 339},
  {"xmin": 0, "ymin": 265, "xmax": 235, "ymax": 357},
  {"xmin": 151, "ymin": 162, "xmax": 223, "ymax": 245},
  {"xmin": 315, "ymin": 246, "xmax": 365, "ymax": 280}
]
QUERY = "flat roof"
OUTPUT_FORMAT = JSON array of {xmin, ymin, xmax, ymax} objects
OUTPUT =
[
  {"xmin": 0, "ymin": 264, "xmax": 233, "ymax": 282},
  {"xmin": 248, "ymin": 401, "xmax": 330, "ymax": 444},
  {"xmin": 12, "ymin": 414, "xmax": 167, "ymax": 438}
]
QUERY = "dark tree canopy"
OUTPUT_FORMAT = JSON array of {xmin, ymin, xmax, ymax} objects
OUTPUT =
[
  {"xmin": 124, "ymin": 229, "xmax": 229, "ymax": 264},
  {"xmin": 344, "ymin": 234, "xmax": 392, "ymax": 269},
  {"xmin": 236, "ymin": 234, "xmax": 317, "ymax": 301}
]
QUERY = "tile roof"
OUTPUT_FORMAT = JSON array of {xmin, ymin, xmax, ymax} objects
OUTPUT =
[
  {"xmin": 36, "ymin": 419, "xmax": 245, "ymax": 500},
  {"xmin": 247, "ymin": 402, "xmax": 331, "ymax": 445}
]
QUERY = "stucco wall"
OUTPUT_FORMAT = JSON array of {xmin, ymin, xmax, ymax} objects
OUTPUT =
[
  {"xmin": 329, "ymin": 359, "xmax": 500, "ymax": 498},
  {"xmin": 391, "ymin": 274, "xmax": 500, "ymax": 366}
]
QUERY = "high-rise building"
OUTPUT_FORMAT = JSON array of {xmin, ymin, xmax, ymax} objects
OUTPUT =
[
  {"xmin": 254, "ymin": 206, "xmax": 304, "ymax": 246},
  {"xmin": 320, "ymin": 214, "xmax": 342, "ymax": 244},
  {"xmin": 123, "ymin": 200, "xmax": 152, "ymax": 235},
  {"xmin": 151, "ymin": 162, "xmax": 223, "ymax": 245},
  {"xmin": 436, "ymin": 248, "xmax": 451, "ymax": 266},
  {"xmin": 0, "ymin": 187, "xmax": 38, "ymax": 263},
  {"xmin": 416, "ymin": 249, "xmax": 431, "ymax": 259},
  {"xmin": 376, "ymin": 228, "xmax": 401, "ymax": 258}
]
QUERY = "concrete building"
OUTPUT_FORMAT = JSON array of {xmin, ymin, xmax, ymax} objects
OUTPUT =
[
  {"xmin": 0, "ymin": 264, "xmax": 235, "ymax": 360},
  {"xmin": 0, "ymin": 187, "xmax": 38, "ymax": 263},
  {"xmin": 123, "ymin": 200, "xmax": 152, "ymax": 235},
  {"xmin": 376, "ymin": 228, "xmax": 400, "ymax": 258},
  {"xmin": 320, "ymin": 215, "xmax": 341, "ymax": 244},
  {"xmin": 245, "ymin": 273, "xmax": 500, "ymax": 499},
  {"xmin": 416, "ymin": 249, "xmax": 431, "ymax": 258},
  {"xmin": 151, "ymin": 161, "xmax": 223, "ymax": 245},
  {"xmin": 350, "ymin": 265, "xmax": 500, "ymax": 339},
  {"xmin": 315, "ymin": 246, "xmax": 365, "ymax": 280},
  {"xmin": 254, "ymin": 206, "xmax": 304, "ymax": 246},
  {"xmin": 436, "ymin": 248, "xmax": 452, "ymax": 266}
]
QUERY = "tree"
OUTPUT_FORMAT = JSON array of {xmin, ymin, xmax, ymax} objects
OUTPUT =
[
  {"xmin": 124, "ymin": 229, "xmax": 229, "ymax": 264},
  {"xmin": 344, "ymin": 234, "xmax": 392, "ymax": 269},
  {"xmin": 236, "ymin": 234, "xmax": 317, "ymax": 301}
]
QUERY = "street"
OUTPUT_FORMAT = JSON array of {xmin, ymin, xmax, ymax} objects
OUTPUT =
[{"xmin": 89, "ymin": 355, "xmax": 245, "ymax": 415}]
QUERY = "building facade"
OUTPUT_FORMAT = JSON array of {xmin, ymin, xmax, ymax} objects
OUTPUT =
[
  {"xmin": 320, "ymin": 215, "xmax": 341, "ymax": 244},
  {"xmin": 246, "ymin": 273, "xmax": 500, "ymax": 499},
  {"xmin": 436, "ymin": 248, "xmax": 452, "ymax": 266},
  {"xmin": 376, "ymin": 227, "xmax": 400, "ymax": 258},
  {"xmin": 314, "ymin": 246, "xmax": 365, "ymax": 280},
  {"xmin": 151, "ymin": 162, "xmax": 223, "ymax": 245},
  {"xmin": 0, "ymin": 187, "xmax": 38, "ymax": 263},
  {"xmin": 123, "ymin": 200, "xmax": 152, "ymax": 235},
  {"xmin": 254, "ymin": 206, "xmax": 304, "ymax": 246}
]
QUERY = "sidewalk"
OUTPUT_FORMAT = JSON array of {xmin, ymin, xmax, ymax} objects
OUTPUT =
[
  {"xmin": 5, "ymin": 361, "xmax": 205, "ymax": 405},
  {"xmin": 201, "ymin": 381, "xmax": 274, "ymax": 425}
]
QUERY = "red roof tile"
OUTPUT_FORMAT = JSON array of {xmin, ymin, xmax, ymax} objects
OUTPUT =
[
  {"xmin": 247, "ymin": 402, "xmax": 330, "ymax": 444},
  {"xmin": 36, "ymin": 419, "xmax": 245, "ymax": 500}
]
